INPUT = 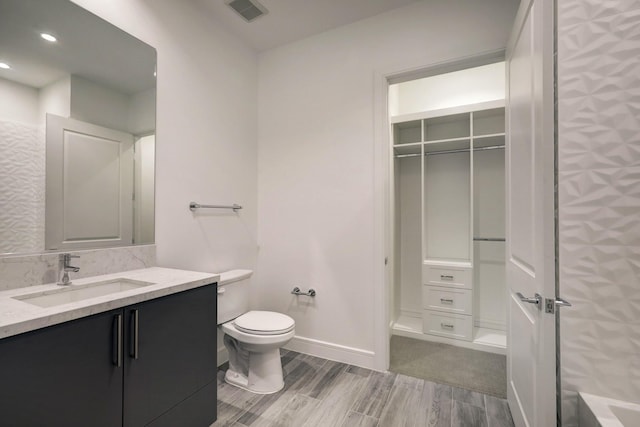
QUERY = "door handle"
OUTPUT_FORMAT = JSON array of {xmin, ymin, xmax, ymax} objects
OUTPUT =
[
  {"xmin": 113, "ymin": 314, "xmax": 122, "ymax": 367},
  {"xmin": 516, "ymin": 292, "xmax": 542, "ymax": 310},
  {"xmin": 545, "ymin": 297, "xmax": 572, "ymax": 313},
  {"xmin": 130, "ymin": 309, "xmax": 139, "ymax": 359}
]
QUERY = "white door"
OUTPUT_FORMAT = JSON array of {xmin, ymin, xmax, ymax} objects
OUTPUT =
[
  {"xmin": 45, "ymin": 114, "xmax": 134, "ymax": 250},
  {"xmin": 505, "ymin": 0, "xmax": 556, "ymax": 426}
]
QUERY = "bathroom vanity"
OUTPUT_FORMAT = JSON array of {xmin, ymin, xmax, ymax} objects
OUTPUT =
[{"xmin": 0, "ymin": 267, "xmax": 218, "ymax": 427}]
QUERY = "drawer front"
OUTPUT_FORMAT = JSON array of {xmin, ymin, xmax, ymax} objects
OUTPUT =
[
  {"xmin": 423, "ymin": 266, "xmax": 472, "ymax": 289},
  {"xmin": 423, "ymin": 311, "xmax": 473, "ymax": 341},
  {"xmin": 423, "ymin": 286, "xmax": 472, "ymax": 315}
]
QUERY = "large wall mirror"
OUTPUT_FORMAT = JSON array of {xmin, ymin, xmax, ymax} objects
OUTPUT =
[{"xmin": 0, "ymin": 0, "xmax": 156, "ymax": 255}]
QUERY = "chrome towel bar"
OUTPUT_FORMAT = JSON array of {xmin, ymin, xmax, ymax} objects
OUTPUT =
[
  {"xmin": 291, "ymin": 287, "xmax": 316, "ymax": 297},
  {"xmin": 189, "ymin": 202, "xmax": 242, "ymax": 212}
]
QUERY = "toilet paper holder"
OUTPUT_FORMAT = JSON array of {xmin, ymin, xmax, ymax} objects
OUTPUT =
[{"xmin": 291, "ymin": 287, "xmax": 316, "ymax": 297}]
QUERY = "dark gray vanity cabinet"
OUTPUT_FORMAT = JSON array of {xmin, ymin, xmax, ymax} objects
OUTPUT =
[
  {"xmin": 123, "ymin": 283, "xmax": 218, "ymax": 427},
  {"xmin": 0, "ymin": 308, "xmax": 124, "ymax": 427},
  {"xmin": 0, "ymin": 283, "xmax": 217, "ymax": 427}
]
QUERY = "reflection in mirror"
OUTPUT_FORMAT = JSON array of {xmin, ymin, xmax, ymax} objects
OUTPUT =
[{"xmin": 0, "ymin": 0, "xmax": 156, "ymax": 255}]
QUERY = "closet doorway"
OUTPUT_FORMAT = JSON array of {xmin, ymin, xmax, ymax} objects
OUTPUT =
[{"xmin": 388, "ymin": 61, "xmax": 508, "ymax": 397}]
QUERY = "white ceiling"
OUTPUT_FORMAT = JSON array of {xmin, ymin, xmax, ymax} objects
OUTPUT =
[{"xmin": 194, "ymin": 0, "xmax": 421, "ymax": 52}]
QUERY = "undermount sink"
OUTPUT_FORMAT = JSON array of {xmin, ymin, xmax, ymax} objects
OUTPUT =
[{"xmin": 14, "ymin": 278, "xmax": 155, "ymax": 308}]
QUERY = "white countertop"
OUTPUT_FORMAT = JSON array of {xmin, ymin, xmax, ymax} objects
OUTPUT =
[{"xmin": 0, "ymin": 267, "xmax": 219, "ymax": 340}]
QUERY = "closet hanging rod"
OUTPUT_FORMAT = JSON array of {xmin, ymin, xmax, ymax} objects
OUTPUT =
[
  {"xmin": 189, "ymin": 202, "xmax": 242, "ymax": 212},
  {"xmin": 394, "ymin": 144, "xmax": 505, "ymax": 158},
  {"xmin": 473, "ymin": 237, "xmax": 506, "ymax": 242},
  {"xmin": 426, "ymin": 144, "xmax": 505, "ymax": 156}
]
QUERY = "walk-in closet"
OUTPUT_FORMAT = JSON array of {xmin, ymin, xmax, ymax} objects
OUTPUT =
[{"xmin": 389, "ymin": 62, "xmax": 507, "ymax": 381}]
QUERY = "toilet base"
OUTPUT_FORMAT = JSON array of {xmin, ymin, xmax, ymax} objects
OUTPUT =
[{"xmin": 225, "ymin": 347, "xmax": 285, "ymax": 394}]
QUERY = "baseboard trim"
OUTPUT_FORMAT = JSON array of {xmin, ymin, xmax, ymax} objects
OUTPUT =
[
  {"xmin": 475, "ymin": 319, "xmax": 506, "ymax": 331},
  {"xmin": 284, "ymin": 335, "xmax": 376, "ymax": 370},
  {"xmin": 400, "ymin": 308, "xmax": 421, "ymax": 318},
  {"xmin": 392, "ymin": 327, "xmax": 505, "ymax": 355}
]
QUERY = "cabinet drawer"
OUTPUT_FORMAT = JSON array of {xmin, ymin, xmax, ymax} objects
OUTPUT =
[
  {"xmin": 423, "ymin": 265, "xmax": 472, "ymax": 289},
  {"xmin": 423, "ymin": 311, "xmax": 473, "ymax": 341},
  {"xmin": 423, "ymin": 286, "xmax": 472, "ymax": 315}
]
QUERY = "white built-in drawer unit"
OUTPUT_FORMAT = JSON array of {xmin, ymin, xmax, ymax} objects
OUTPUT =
[
  {"xmin": 423, "ymin": 285, "xmax": 472, "ymax": 315},
  {"xmin": 423, "ymin": 311, "xmax": 473, "ymax": 341},
  {"xmin": 423, "ymin": 265, "xmax": 472, "ymax": 289}
]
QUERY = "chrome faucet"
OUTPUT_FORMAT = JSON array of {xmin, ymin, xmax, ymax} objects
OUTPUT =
[{"xmin": 58, "ymin": 253, "xmax": 80, "ymax": 286}]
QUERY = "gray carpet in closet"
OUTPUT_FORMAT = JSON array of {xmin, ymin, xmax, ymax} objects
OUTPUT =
[{"xmin": 390, "ymin": 335, "xmax": 507, "ymax": 398}]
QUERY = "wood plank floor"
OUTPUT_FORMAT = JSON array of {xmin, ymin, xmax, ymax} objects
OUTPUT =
[{"xmin": 212, "ymin": 350, "xmax": 514, "ymax": 427}]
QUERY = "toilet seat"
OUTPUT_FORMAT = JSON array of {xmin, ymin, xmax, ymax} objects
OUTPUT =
[{"xmin": 233, "ymin": 310, "xmax": 295, "ymax": 336}]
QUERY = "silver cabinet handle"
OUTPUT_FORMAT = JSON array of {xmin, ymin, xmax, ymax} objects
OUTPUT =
[
  {"xmin": 441, "ymin": 323, "xmax": 454, "ymax": 329},
  {"xmin": 517, "ymin": 292, "xmax": 542, "ymax": 310},
  {"xmin": 113, "ymin": 314, "xmax": 122, "ymax": 367},
  {"xmin": 440, "ymin": 298, "xmax": 454, "ymax": 304},
  {"xmin": 440, "ymin": 275, "xmax": 454, "ymax": 280},
  {"xmin": 130, "ymin": 309, "xmax": 139, "ymax": 359}
]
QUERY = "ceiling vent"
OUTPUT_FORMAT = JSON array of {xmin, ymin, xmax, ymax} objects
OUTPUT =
[{"xmin": 226, "ymin": 0, "xmax": 268, "ymax": 22}]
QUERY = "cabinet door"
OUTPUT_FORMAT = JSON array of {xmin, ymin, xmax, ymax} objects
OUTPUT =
[
  {"xmin": 123, "ymin": 284, "xmax": 217, "ymax": 427},
  {"xmin": 0, "ymin": 309, "xmax": 123, "ymax": 427}
]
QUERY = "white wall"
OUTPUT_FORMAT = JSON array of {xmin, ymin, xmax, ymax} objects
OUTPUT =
[
  {"xmin": 397, "ymin": 157, "xmax": 422, "ymax": 316},
  {"xmin": 389, "ymin": 62, "xmax": 506, "ymax": 117},
  {"xmin": 0, "ymin": 78, "xmax": 39, "ymax": 125},
  {"xmin": 129, "ymin": 87, "xmax": 156, "ymax": 135},
  {"xmin": 39, "ymin": 77, "xmax": 71, "ymax": 124},
  {"xmin": 70, "ymin": 75, "xmax": 130, "ymax": 131},
  {"xmin": 257, "ymin": 0, "xmax": 518, "ymax": 367},
  {"xmin": 557, "ymin": 1, "xmax": 640, "ymax": 425},
  {"xmin": 70, "ymin": 0, "xmax": 258, "ymax": 275},
  {"xmin": 69, "ymin": 75, "xmax": 156, "ymax": 135},
  {"xmin": 134, "ymin": 134, "xmax": 155, "ymax": 244}
]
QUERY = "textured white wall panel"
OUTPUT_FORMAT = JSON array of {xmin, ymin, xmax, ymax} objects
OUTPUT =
[
  {"xmin": 558, "ymin": 1, "xmax": 640, "ymax": 425},
  {"xmin": 0, "ymin": 120, "xmax": 44, "ymax": 254}
]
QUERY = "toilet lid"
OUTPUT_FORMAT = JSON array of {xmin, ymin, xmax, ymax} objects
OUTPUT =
[{"xmin": 234, "ymin": 311, "xmax": 295, "ymax": 335}]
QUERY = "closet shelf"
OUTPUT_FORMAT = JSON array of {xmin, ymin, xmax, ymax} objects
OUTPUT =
[
  {"xmin": 394, "ymin": 143, "xmax": 421, "ymax": 157},
  {"xmin": 423, "ymin": 259, "xmax": 472, "ymax": 268},
  {"xmin": 474, "ymin": 134, "xmax": 505, "ymax": 149},
  {"xmin": 424, "ymin": 136, "xmax": 471, "ymax": 145}
]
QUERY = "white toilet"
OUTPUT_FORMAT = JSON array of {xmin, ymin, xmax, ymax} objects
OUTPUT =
[{"xmin": 217, "ymin": 269, "xmax": 295, "ymax": 394}]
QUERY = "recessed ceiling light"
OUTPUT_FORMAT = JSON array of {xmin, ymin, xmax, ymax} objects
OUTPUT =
[
  {"xmin": 40, "ymin": 33, "xmax": 57, "ymax": 42},
  {"xmin": 0, "ymin": 62, "xmax": 10, "ymax": 69}
]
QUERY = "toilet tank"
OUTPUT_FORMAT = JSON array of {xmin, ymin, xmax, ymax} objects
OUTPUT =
[{"xmin": 217, "ymin": 269, "xmax": 253, "ymax": 324}]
